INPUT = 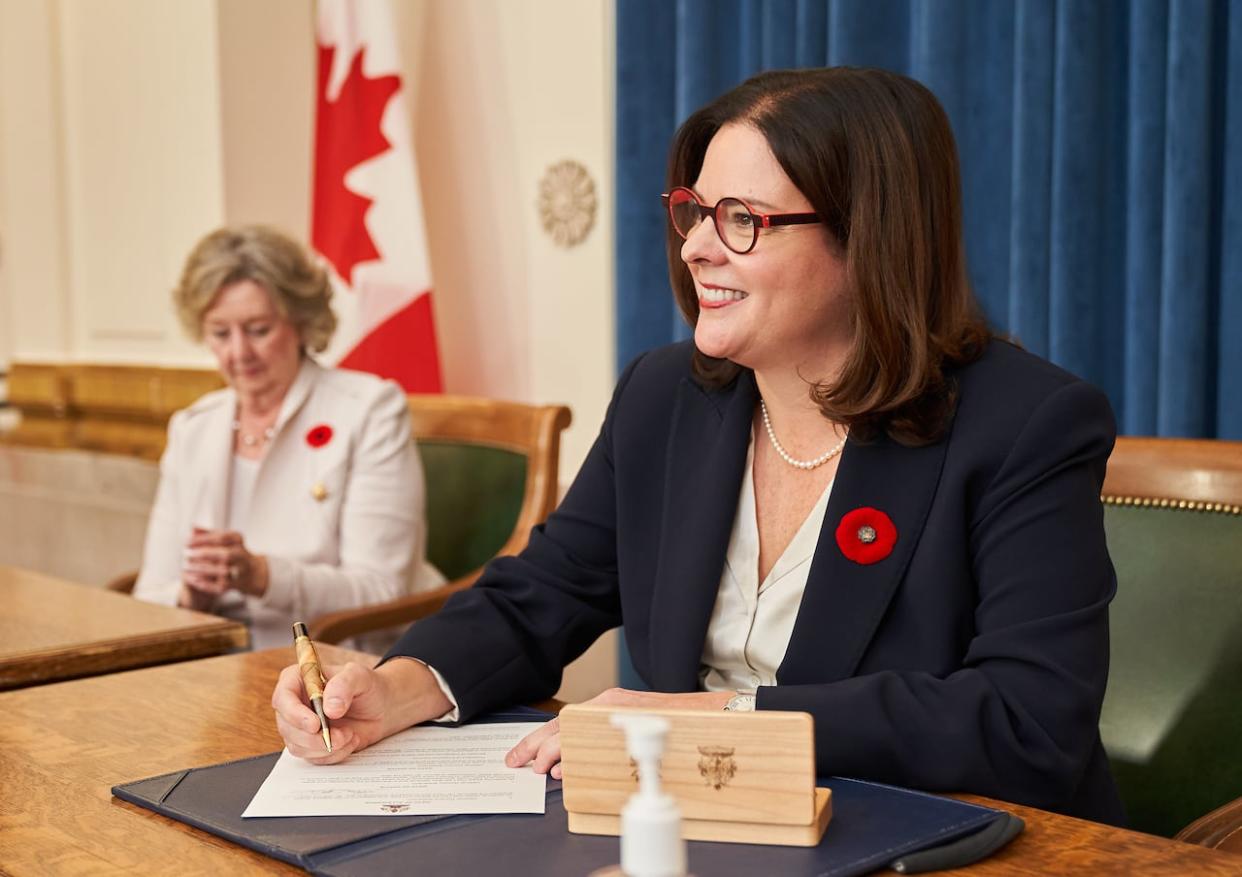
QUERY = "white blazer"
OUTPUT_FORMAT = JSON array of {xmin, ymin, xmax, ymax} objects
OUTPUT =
[{"xmin": 134, "ymin": 357, "xmax": 444, "ymax": 650}]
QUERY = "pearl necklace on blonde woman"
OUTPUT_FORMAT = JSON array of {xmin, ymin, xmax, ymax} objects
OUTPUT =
[
  {"xmin": 232, "ymin": 420, "xmax": 276, "ymax": 448},
  {"xmin": 759, "ymin": 399, "xmax": 847, "ymax": 470}
]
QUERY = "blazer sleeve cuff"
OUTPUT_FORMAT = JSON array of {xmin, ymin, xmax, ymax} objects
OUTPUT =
[{"xmin": 261, "ymin": 554, "xmax": 299, "ymax": 613}]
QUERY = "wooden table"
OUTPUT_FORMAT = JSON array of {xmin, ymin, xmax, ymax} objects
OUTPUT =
[
  {"xmin": 1, "ymin": 647, "xmax": 1240, "ymax": 876},
  {"xmin": 0, "ymin": 565, "xmax": 248, "ymax": 689}
]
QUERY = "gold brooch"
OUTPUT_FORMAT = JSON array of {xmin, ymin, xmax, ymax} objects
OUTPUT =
[{"xmin": 311, "ymin": 482, "xmax": 328, "ymax": 502}]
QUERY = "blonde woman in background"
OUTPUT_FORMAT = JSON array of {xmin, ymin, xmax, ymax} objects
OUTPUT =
[{"xmin": 134, "ymin": 225, "xmax": 443, "ymax": 650}]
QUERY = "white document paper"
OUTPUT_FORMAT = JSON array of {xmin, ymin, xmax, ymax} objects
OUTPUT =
[{"xmin": 242, "ymin": 722, "xmax": 547, "ymax": 818}]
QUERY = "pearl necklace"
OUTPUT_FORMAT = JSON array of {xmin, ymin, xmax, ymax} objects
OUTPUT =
[
  {"xmin": 759, "ymin": 399, "xmax": 846, "ymax": 470},
  {"xmin": 232, "ymin": 420, "xmax": 276, "ymax": 448}
]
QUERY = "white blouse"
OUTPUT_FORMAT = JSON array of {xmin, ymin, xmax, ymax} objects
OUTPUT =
[
  {"xmin": 209, "ymin": 454, "xmax": 262, "ymax": 642},
  {"xmin": 226, "ymin": 454, "xmax": 260, "ymax": 533},
  {"xmin": 699, "ymin": 433, "xmax": 834, "ymax": 693}
]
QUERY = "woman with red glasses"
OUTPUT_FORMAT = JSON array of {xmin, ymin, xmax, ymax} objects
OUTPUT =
[{"xmin": 273, "ymin": 67, "xmax": 1123, "ymax": 825}]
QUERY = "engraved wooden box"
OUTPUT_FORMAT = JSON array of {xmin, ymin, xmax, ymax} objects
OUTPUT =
[{"xmin": 559, "ymin": 704, "xmax": 832, "ymax": 846}]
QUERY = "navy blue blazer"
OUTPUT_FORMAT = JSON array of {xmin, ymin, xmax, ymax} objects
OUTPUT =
[{"xmin": 389, "ymin": 339, "xmax": 1125, "ymax": 824}]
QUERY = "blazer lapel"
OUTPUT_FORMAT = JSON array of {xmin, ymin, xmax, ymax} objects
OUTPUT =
[
  {"xmin": 646, "ymin": 371, "xmax": 757, "ymax": 691},
  {"xmin": 251, "ymin": 357, "xmax": 320, "ymax": 518},
  {"xmin": 185, "ymin": 394, "xmax": 236, "ymax": 530},
  {"xmin": 271, "ymin": 358, "xmax": 319, "ymax": 440},
  {"xmin": 777, "ymin": 431, "xmax": 949, "ymax": 684}
]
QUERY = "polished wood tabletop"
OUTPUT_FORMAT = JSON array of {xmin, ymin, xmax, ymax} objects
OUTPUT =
[
  {"xmin": 0, "ymin": 565, "xmax": 248, "ymax": 689},
  {"xmin": 1, "ymin": 646, "xmax": 1239, "ymax": 876}
]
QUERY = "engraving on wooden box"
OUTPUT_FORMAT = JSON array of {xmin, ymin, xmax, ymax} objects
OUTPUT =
[{"xmin": 697, "ymin": 745, "xmax": 737, "ymax": 790}]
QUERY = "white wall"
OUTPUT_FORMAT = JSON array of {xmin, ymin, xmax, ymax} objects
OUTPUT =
[
  {"xmin": 0, "ymin": 0, "xmax": 73, "ymax": 361},
  {"xmin": 0, "ymin": 0, "xmax": 618, "ymax": 698},
  {"xmin": 0, "ymin": 445, "xmax": 158, "ymax": 586},
  {"xmin": 215, "ymin": 0, "xmax": 316, "ymax": 238},
  {"xmin": 59, "ymin": 0, "xmax": 229, "ymax": 363},
  {"xmin": 405, "ymin": 0, "xmax": 615, "ymax": 472}
]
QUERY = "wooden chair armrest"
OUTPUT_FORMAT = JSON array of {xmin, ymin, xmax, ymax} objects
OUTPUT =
[
  {"xmin": 307, "ymin": 569, "xmax": 484, "ymax": 645},
  {"xmin": 105, "ymin": 571, "xmax": 138, "ymax": 594},
  {"xmin": 1176, "ymin": 795, "xmax": 1242, "ymax": 853}
]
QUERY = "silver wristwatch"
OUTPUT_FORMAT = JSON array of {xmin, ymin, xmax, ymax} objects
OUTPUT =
[{"xmin": 723, "ymin": 692, "xmax": 756, "ymax": 712}]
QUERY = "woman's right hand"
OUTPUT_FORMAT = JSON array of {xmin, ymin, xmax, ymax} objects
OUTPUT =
[{"xmin": 271, "ymin": 658, "xmax": 452, "ymax": 764}]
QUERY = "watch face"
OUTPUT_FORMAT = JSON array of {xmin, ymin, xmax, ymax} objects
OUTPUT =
[{"xmin": 725, "ymin": 694, "xmax": 756, "ymax": 712}]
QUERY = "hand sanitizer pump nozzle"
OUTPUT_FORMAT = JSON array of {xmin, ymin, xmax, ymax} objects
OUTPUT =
[{"xmin": 610, "ymin": 713, "xmax": 686, "ymax": 877}]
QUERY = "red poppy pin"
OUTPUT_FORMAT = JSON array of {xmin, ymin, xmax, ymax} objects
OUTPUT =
[
  {"xmin": 305, "ymin": 424, "xmax": 334, "ymax": 448},
  {"xmin": 835, "ymin": 506, "xmax": 898, "ymax": 565}
]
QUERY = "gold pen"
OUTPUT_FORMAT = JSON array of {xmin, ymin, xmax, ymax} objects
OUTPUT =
[{"xmin": 292, "ymin": 621, "xmax": 332, "ymax": 753}]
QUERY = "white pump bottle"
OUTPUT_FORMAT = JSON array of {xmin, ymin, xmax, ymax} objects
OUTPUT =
[{"xmin": 609, "ymin": 712, "xmax": 687, "ymax": 877}]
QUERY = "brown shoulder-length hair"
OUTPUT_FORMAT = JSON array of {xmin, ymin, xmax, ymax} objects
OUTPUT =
[{"xmin": 667, "ymin": 67, "xmax": 990, "ymax": 445}]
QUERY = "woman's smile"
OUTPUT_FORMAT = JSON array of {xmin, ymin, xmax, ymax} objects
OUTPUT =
[{"xmin": 698, "ymin": 282, "xmax": 749, "ymax": 308}]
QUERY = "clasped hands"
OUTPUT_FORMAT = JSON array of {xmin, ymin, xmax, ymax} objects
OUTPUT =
[
  {"xmin": 271, "ymin": 658, "xmax": 733, "ymax": 778},
  {"xmin": 179, "ymin": 527, "xmax": 269, "ymax": 610}
]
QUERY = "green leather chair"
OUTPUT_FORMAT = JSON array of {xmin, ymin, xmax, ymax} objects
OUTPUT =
[
  {"xmin": 308, "ymin": 395, "xmax": 571, "ymax": 645},
  {"xmin": 1098, "ymin": 437, "xmax": 1242, "ymax": 839}
]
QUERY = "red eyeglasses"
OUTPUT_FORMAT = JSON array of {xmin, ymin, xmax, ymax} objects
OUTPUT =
[{"xmin": 661, "ymin": 186, "xmax": 821, "ymax": 254}]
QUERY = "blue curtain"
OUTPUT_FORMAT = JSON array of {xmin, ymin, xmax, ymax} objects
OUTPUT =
[{"xmin": 614, "ymin": 0, "xmax": 1242, "ymax": 439}]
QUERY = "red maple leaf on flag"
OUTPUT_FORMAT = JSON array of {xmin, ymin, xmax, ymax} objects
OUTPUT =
[{"xmin": 312, "ymin": 43, "xmax": 401, "ymax": 286}]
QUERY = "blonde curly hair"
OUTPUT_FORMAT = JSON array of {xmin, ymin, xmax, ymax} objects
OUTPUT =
[{"xmin": 173, "ymin": 225, "xmax": 337, "ymax": 353}]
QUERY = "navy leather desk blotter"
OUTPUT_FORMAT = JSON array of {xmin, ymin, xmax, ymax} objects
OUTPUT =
[
  {"xmin": 114, "ymin": 733, "xmax": 1012, "ymax": 876},
  {"xmin": 310, "ymin": 779, "xmax": 1007, "ymax": 877}
]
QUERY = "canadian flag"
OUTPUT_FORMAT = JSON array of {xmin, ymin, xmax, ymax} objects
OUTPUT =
[{"xmin": 312, "ymin": 0, "xmax": 442, "ymax": 392}]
